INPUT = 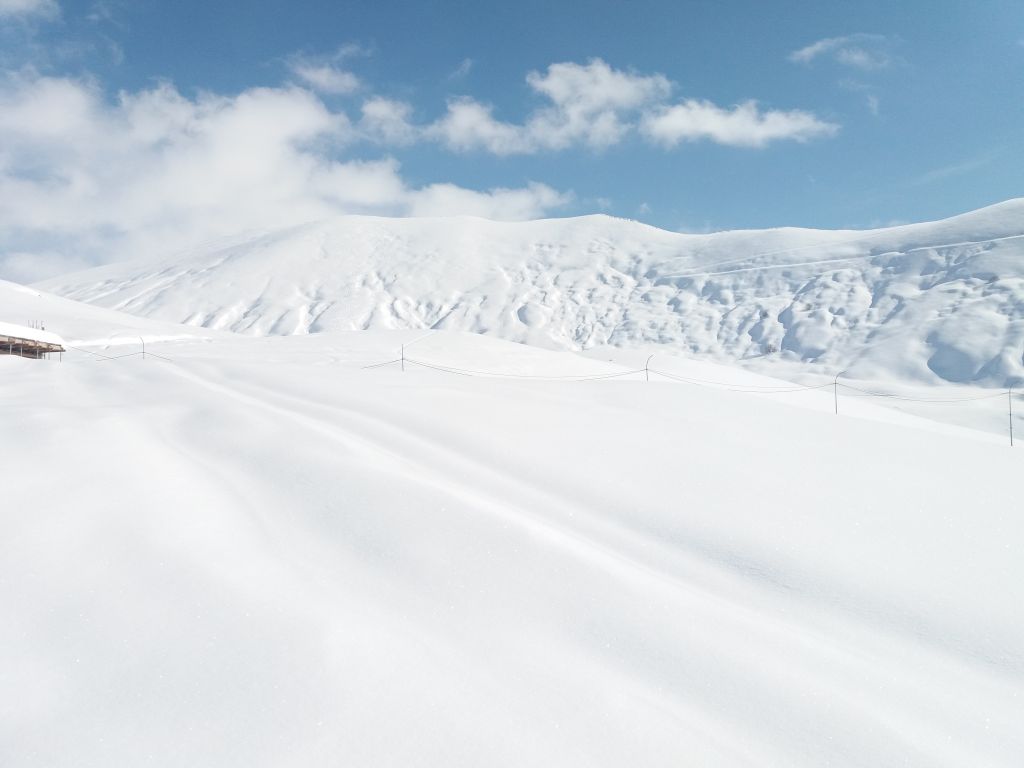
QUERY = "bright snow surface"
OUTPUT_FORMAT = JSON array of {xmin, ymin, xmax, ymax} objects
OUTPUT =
[
  {"xmin": 2, "ymin": 302, "xmax": 1023, "ymax": 765},
  {"xmin": 0, "ymin": 321, "xmax": 64, "ymax": 347},
  {"xmin": 38, "ymin": 199, "xmax": 1024, "ymax": 387}
]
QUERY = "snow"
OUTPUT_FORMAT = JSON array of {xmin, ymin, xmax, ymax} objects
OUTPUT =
[
  {"xmin": 6, "ymin": 201, "xmax": 1024, "ymax": 764},
  {"xmin": 0, "ymin": 320, "xmax": 65, "ymax": 347},
  {"xmin": 0, "ymin": 279, "xmax": 228, "ymax": 347},
  {"xmin": 2, "ymin": 304, "xmax": 1023, "ymax": 766},
  {"xmin": 37, "ymin": 198, "xmax": 1024, "ymax": 386}
]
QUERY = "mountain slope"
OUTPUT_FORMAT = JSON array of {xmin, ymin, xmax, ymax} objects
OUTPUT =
[
  {"xmin": 3, "ymin": 328, "xmax": 1022, "ymax": 766},
  {"xmin": 0, "ymin": 279, "xmax": 228, "ymax": 346},
  {"xmin": 38, "ymin": 199, "xmax": 1024, "ymax": 385}
]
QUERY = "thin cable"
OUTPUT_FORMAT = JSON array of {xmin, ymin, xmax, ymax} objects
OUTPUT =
[
  {"xmin": 362, "ymin": 358, "xmax": 402, "ymax": 370},
  {"xmin": 362, "ymin": 353, "xmax": 1016, "ymax": 404},
  {"xmin": 106, "ymin": 350, "xmax": 173, "ymax": 362},
  {"xmin": 403, "ymin": 330, "xmax": 435, "ymax": 349},
  {"xmin": 646, "ymin": 366, "xmax": 830, "ymax": 390},
  {"xmin": 87, "ymin": 350, "xmax": 174, "ymax": 363},
  {"xmin": 406, "ymin": 357, "xmax": 644, "ymax": 381},
  {"xmin": 404, "ymin": 359, "xmax": 474, "ymax": 377},
  {"xmin": 837, "ymin": 383, "xmax": 1008, "ymax": 403},
  {"xmin": 67, "ymin": 345, "xmax": 118, "ymax": 360},
  {"xmin": 65, "ymin": 346, "xmax": 173, "ymax": 363},
  {"xmin": 649, "ymin": 368, "xmax": 831, "ymax": 393},
  {"xmin": 409, "ymin": 358, "xmax": 644, "ymax": 381}
]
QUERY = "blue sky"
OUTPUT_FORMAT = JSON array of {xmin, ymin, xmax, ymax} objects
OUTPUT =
[{"xmin": 0, "ymin": 0, "xmax": 1022, "ymax": 279}]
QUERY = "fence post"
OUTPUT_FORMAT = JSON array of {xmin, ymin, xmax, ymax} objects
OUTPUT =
[
  {"xmin": 401, "ymin": 344, "xmax": 405, "ymax": 372},
  {"xmin": 833, "ymin": 371, "xmax": 844, "ymax": 415},
  {"xmin": 645, "ymin": 355, "xmax": 653, "ymax": 383},
  {"xmin": 1011, "ymin": 385, "xmax": 1015, "ymax": 447}
]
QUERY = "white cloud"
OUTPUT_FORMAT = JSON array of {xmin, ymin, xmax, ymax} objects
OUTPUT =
[
  {"xmin": 0, "ymin": 0, "xmax": 58, "ymax": 18},
  {"xmin": 285, "ymin": 45, "xmax": 372, "ymax": 94},
  {"xmin": 641, "ymin": 100, "xmax": 839, "ymax": 148},
  {"xmin": 523, "ymin": 58, "xmax": 671, "ymax": 149},
  {"xmin": 288, "ymin": 62, "xmax": 360, "ymax": 94},
  {"xmin": 409, "ymin": 181, "xmax": 570, "ymax": 220},
  {"xmin": 430, "ymin": 58, "xmax": 671, "ymax": 154},
  {"xmin": 0, "ymin": 55, "xmax": 839, "ymax": 279},
  {"xmin": 359, "ymin": 97, "xmax": 418, "ymax": 144},
  {"xmin": 0, "ymin": 73, "xmax": 569, "ymax": 280},
  {"xmin": 429, "ymin": 58, "xmax": 833, "ymax": 154},
  {"xmin": 789, "ymin": 34, "xmax": 892, "ymax": 70},
  {"xmin": 429, "ymin": 97, "xmax": 533, "ymax": 154}
]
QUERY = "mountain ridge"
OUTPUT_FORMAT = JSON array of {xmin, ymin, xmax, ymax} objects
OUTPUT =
[{"xmin": 37, "ymin": 199, "xmax": 1024, "ymax": 386}]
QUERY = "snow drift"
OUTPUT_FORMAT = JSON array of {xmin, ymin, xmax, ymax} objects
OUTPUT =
[
  {"xmin": 38, "ymin": 199, "xmax": 1024, "ymax": 386},
  {"xmin": 2, "ymin": 326, "xmax": 1023, "ymax": 766}
]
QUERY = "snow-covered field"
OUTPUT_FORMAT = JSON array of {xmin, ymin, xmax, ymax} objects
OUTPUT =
[
  {"xmin": 3, "ymin": 299, "xmax": 1023, "ymax": 765},
  {"xmin": 5, "ymin": 201, "xmax": 1024, "ymax": 765},
  {"xmin": 40, "ymin": 199, "xmax": 1024, "ymax": 387}
]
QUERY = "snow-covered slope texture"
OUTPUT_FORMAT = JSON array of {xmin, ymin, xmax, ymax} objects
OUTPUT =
[
  {"xmin": 2, "ymin": 329, "xmax": 1022, "ymax": 767},
  {"xmin": 39, "ymin": 199, "xmax": 1024, "ymax": 386},
  {"xmin": 0, "ymin": 279, "xmax": 227, "ymax": 347}
]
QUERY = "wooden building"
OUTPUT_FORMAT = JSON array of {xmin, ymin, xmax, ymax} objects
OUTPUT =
[{"xmin": 0, "ymin": 321, "xmax": 65, "ymax": 360}]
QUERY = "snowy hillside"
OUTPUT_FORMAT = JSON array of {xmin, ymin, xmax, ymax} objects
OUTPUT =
[
  {"xmin": 3, "ymin": 322, "xmax": 1023, "ymax": 766},
  {"xmin": 0, "ymin": 279, "xmax": 227, "ymax": 347},
  {"xmin": 38, "ymin": 199, "xmax": 1024, "ymax": 386}
]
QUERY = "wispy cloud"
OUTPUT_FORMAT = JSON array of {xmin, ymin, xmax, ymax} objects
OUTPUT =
[
  {"xmin": 0, "ymin": 0, "xmax": 59, "ymax": 19},
  {"xmin": 910, "ymin": 151, "xmax": 1000, "ymax": 186},
  {"xmin": 641, "ymin": 100, "xmax": 838, "ymax": 148},
  {"xmin": 285, "ymin": 44, "xmax": 371, "ymax": 95},
  {"xmin": 86, "ymin": 1, "xmax": 128, "ymax": 27},
  {"xmin": 790, "ymin": 34, "xmax": 893, "ymax": 70},
  {"xmin": 409, "ymin": 181, "xmax": 570, "ymax": 220},
  {"xmin": 448, "ymin": 58, "xmax": 473, "ymax": 79},
  {"xmin": 839, "ymin": 79, "xmax": 881, "ymax": 115},
  {"xmin": 289, "ymin": 62, "xmax": 360, "ymax": 94},
  {"xmin": 336, "ymin": 41, "xmax": 373, "ymax": 59}
]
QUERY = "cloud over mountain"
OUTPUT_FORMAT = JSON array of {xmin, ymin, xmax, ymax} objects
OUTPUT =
[{"xmin": 0, "ymin": 71, "xmax": 567, "ymax": 280}]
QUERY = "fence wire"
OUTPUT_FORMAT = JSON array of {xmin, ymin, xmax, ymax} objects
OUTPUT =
[
  {"xmin": 28, "ymin": 341, "xmax": 1020, "ymax": 446},
  {"xmin": 66, "ymin": 346, "xmax": 173, "ymax": 363},
  {"xmin": 358, "ymin": 350, "xmax": 1021, "ymax": 446}
]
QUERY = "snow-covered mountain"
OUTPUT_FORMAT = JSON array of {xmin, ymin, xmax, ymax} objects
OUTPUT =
[
  {"xmin": 0, "ymin": 278, "xmax": 229, "ymax": 346},
  {"xmin": 5, "ymin": 244, "xmax": 1023, "ymax": 764},
  {"xmin": 38, "ymin": 199, "xmax": 1024, "ymax": 385}
]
